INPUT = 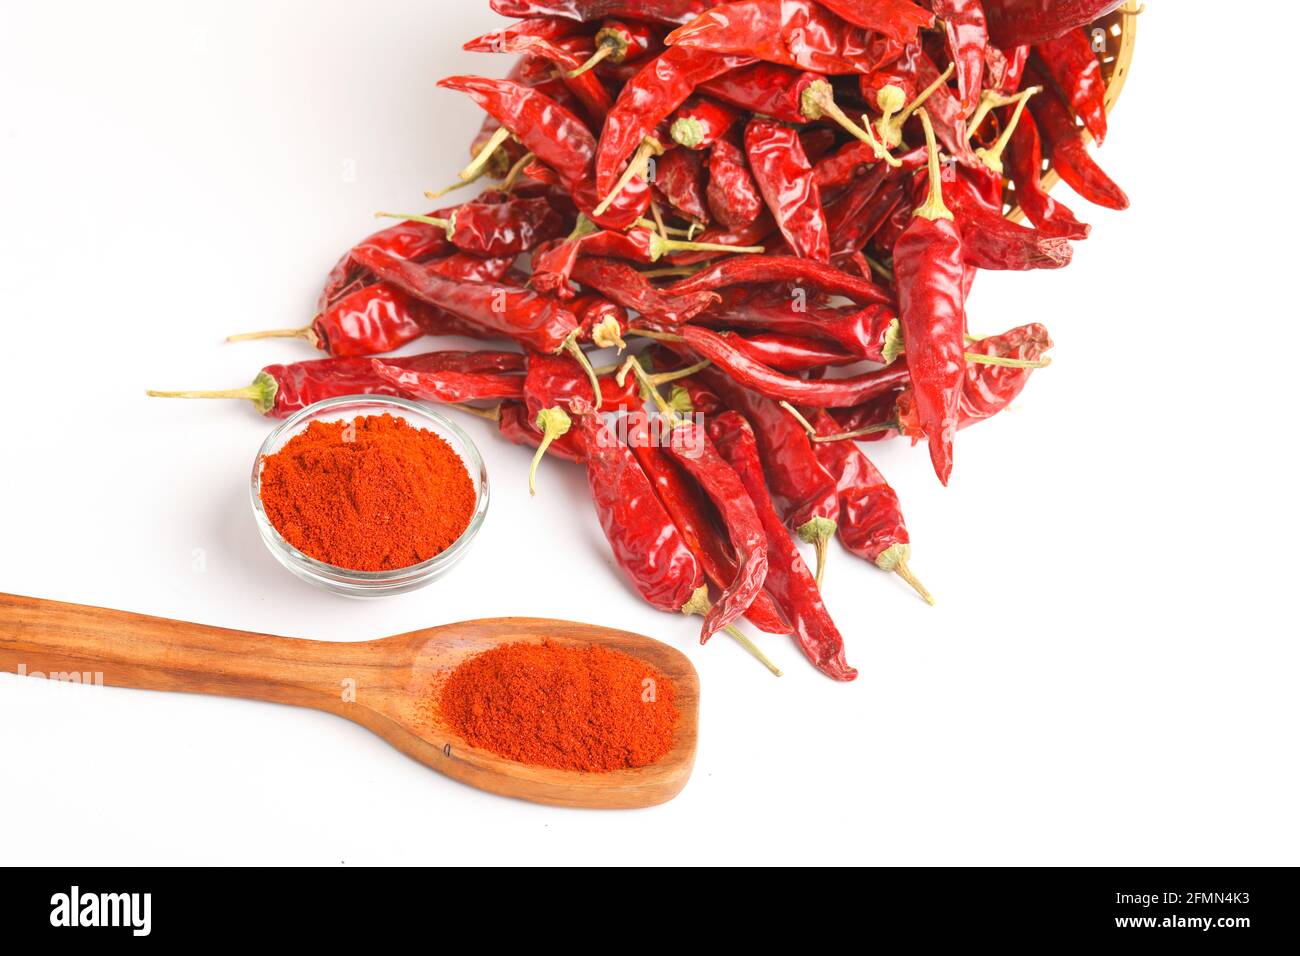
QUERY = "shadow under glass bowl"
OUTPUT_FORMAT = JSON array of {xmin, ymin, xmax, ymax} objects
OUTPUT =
[{"xmin": 250, "ymin": 395, "xmax": 490, "ymax": 598}]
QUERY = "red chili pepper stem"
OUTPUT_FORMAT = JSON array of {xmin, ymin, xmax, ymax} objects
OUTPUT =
[
  {"xmin": 670, "ymin": 117, "xmax": 708, "ymax": 149},
  {"xmin": 797, "ymin": 516, "xmax": 836, "ymax": 590},
  {"xmin": 146, "ymin": 373, "xmax": 278, "ymax": 416},
  {"xmin": 865, "ymin": 254, "xmax": 894, "ymax": 283},
  {"xmin": 529, "ymin": 406, "xmax": 572, "ymax": 497},
  {"xmin": 883, "ymin": 320, "xmax": 905, "ymax": 365},
  {"xmin": 802, "ymin": 80, "xmax": 901, "ymax": 169},
  {"xmin": 375, "ymin": 210, "xmax": 454, "ymax": 240},
  {"xmin": 778, "ymin": 401, "xmax": 895, "ymax": 444},
  {"xmin": 456, "ymin": 125, "xmax": 512, "ymax": 183},
  {"xmin": 974, "ymin": 88, "xmax": 1040, "ymax": 175},
  {"xmin": 893, "ymin": 347, "xmax": 1051, "ymax": 369},
  {"xmin": 593, "ymin": 137, "xmax": 665, "ymax": 218},
  {"xmin": 626, "ymin": 327, "xmax": 685, "ymax": 344},
  {"xmin": 590, "ymin": 316, "xmax": 628, "ymax": 350},
  {"xmin": 562, "ymin": 332, "xmax": 604, "ymax": 410},
  {"xmin": 965, "ymin": 89, "xmax": 1023, "ymax": 143},
  {"xmin": 425, "ymin": 125, "xmax": 514, "ymax": 200},
  {"xmin": 913, "ymin": 109, "xmax": 955, "ymax": 223},
  {"xmin": 879, "ymin": 63, "xmax": 955, "ymax": 149},
  {"xmin": 615, "ymin": 357, "xmax": 711, "ymax": 412},
  {"xmin": 647, "ymin": 233, "xmax": 765, "ymax": 261},
  {"xmin": 964, "ymin": 353, "xmax": 1052, "ymax": 369},
  {"xmin": 681, "ymin": 586, "xmax": 783, "ymax": 677},
  {"xmin": 225, "ymin": 324, "xmax": 320, "ymax": 348},
  {"xmin": 636, "ymin": 216, "xmax": 693, "ymax": 238},
  {"xmin": 568, "ymin": 30, "xmax": 627, "ymax": 78},
  {"xmin": 875, "ymin": 543, "xmax": 936, "ymax": 606},
  {"xmin": 496, "ymin": 151, "xmax": 536, "ymax": 193},
  {"xmin": 875, "ymin": 85, "xmax": 907, "ymax": 131}
]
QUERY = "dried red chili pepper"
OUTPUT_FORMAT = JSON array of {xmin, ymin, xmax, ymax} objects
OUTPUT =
[
  {"xmin": 985, "ymin": 41, "xmax": 1029, "ymax": 93},
  {"xmin": 828, "ymin": 322, "xmax": 1053, "ymax": 441},
  {"xmin": 669, "ymin": 213, "xmax": 778, "ymax": 265},
  {"xmin": 706, "ymin": 137, "xmax": 765, "ymax": 229},
  {"xmin": 662, "ymin": 419, "xmax": 769, "ymax": 642},
  {"xmin": 717, "ymin": 332, "xmax": 859, "ymax": 372},
  {"xmin": 497, "ymin": 402, "xmax": 587, "ymax": 462},
  {"xmin": 626, "ymin": 414, "xmax": 790, "ymax": 636},
  {"xmin": 439, "ymin": 75, "xmax": 650, "ymax": 229},
  {"xmin": 523, "ymin": 351, "xmax": 641, "ymax": 418},
  {"xmin": 465, "ymin": 24, "xmax": 615, "ymax": 119},
  {"xmin": 696, "ymin": 294, "xmax": 901, "ymax": 363},
  {"xmin": 817, "ymin": 0, "xmax": 935, "ymax": 43},
  {"xmin": 147, "ymin": 351, "xmax": 525, "ymax": 418},
  {"xmin": 571, "ymin": 401, "xmax": 705, "ymax": 613},
  {"xmin": 376, "ymin": 196, "xmax": 566, "ymax": 257},
  {"xmin": 894, "ymin": 110, "xmax": 967, "ymax": 485},
  {"xmin": 931, "ymin": 0, "xmax": 990, "ymax": 116},
  {"xmin": 667, "ymin": 0, "xmax": 898, "ymax": 76},
  {"xmin": 934, "ymin": 165, "xmax": 1074, "ymax": 270},
  {"xmin": 680, "ymin": 326, "xmax": 909, "ymax": 408},
  {"xmin": 670, "ymin": 97, "xmax": 739, "ymax": 149},
  {"xmin": 826, "ymin": 169, "xmax": 910, "ymax": 262},
  {"xmin": 898, "ymin": 322, "xmax": 1053, "ymax": 436},
  {"xmin": 570, "ymin": 294, "xmax": 630, "ymax": 348},
  {"xmin": 230, "ymin": 282, "xmax": 439, "ymax": 357},
  {"xmin": 464, "ymin": 16, "xmax": 578, "ymax": 51},
  {"xmin": 238, "ymin": 251, "xmax": 518, "ymax": 356},
  {"xmin": 654, "ymin": 147, "xmax": 710, "ymax": 222},
  {"xmin": 569, "ymin": 18, "xmax": 658, "ymax": 76},
  {"xmin": 1005, "ymin": 112, "xmax": 1090, "ymax": 239},
  {"xmin": 491, "ymin": 0, "xmax": 712, "ymax": 26},
  {"xmin": 352, "ymin": 246, "xmax": 604, "ymax": 403},
  {"xmin": 595, "ymin": 46, "xmax": 753, "ymax": 198},
  {"xmin": 985, "ymin": 0, "xmax": 1124, "ymax": 48},
  {"xmin": 745, "ymin": 118, "xmax": 830, "ymax": 262},
  {"xmin": 533, "ymin": 222, "xmax": 758, "ymax": 292},
  {"xmin": 809, "ymin": 410, "xmax": 933, "ymax": 603},
  {"xmin": 353, "ymin": 247, "xmax": 576, "ymax": 354},
  {"xmin": 859, "ymin": 39, "xmax": 923, "ymax": 126},
  {"xmin": 697, "ymin": 62, "xmax": 818, "ymax": 124},
  {"xmin": 816, "ymin": 140, "xmax": 883, "ymax": 192},
  {"xmin": 1035, "ymin": 27, "xmax": 1107, "ymax": 143},
  {"xmin": 370, "ymin": 359, "xmax": 527, "ymax": 404},
  {"xmin": 667, "ymin": 252, "xmax": 891, "ymax": 305},
  {"xmin": 911, "ymin": 53, "xmax": 977, "ymax": 161},
  {"xmin": 690, "ymin": 364, "xmax": 841, "ymax": 584},
  {"xmin": 519, "ymin": 350, "xmax": 647, "ymax": 492},
  {"xmin": 1024, "ymin": 65, "xmax": 1127, "ymax": 209},
  {"xmin": 570, "ymin": 256, "xmax": 720, "ymax": 323},
  {"xmin": 709, "ymin": 411, "xmax": 857, "ymax": 682},
  {"xmin": 319, "ymin": 208, "xmax": 456, "ymax": 309}
]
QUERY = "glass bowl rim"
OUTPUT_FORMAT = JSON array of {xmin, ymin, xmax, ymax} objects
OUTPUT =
[{"xmin": 249, "ymin": 394, "xmax": 490, "ymax": 583}]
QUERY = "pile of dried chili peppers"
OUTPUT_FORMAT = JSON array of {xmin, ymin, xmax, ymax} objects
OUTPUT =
[{"xmin": 150, "ymin": 0, "xmax": 1133, "ymax": 681}]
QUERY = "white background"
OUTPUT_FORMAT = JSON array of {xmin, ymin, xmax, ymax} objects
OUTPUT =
[{"xmin": 1, "ymin": 3, "xmax": 1296, "ymax": 866}]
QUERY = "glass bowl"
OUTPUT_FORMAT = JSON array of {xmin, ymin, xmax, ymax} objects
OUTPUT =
[{"xmin": 250, "ymin": 395, "xmax": 489, "ymax": 598}]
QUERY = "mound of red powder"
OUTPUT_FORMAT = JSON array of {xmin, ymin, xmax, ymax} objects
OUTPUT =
[
  {"xmin": 440, "ymin": 642, "xmax": 679, "ymax": 773},
  {"xmin": 259, "ymin": 413, "xmax": 475, "ymax": 571}
]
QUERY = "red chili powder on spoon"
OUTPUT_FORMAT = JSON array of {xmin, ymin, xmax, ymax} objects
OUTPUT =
[
  {"xmin": 439, "ymin": 642, "xmax": 678, "ymax": 772},
  {"xmin": 258, "ymin": 413, "xmax": 475, "ymax": 571}
]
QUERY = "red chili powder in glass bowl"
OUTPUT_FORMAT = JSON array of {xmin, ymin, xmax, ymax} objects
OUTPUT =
[
  {"xmin": 258, "ymin": 413, "xmax": 476, "ymax": 572},
  {"xmin": 439, "ymin": 642, "xmax": 679, "ymax": 772}
]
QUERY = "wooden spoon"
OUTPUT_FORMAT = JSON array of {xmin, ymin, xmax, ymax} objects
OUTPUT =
[{"xmin": 0, "ymin": 592, "xmax": 699, "ymax": 809}]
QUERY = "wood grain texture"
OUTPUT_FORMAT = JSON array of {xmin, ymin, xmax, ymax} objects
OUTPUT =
[{"xmin": 0, "ymin": 593, "xmax": 699, "ymax": 809}]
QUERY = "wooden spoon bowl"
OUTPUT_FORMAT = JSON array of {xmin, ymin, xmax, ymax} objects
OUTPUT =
[{"xmin": 0, "ymin": 593, "xmax": 699, "ymax": 809}]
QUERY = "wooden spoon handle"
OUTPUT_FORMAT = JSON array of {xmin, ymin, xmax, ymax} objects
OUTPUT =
[{"xmin": 0, "ymin": 592, "xmax": 388, "ymax": 713}]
